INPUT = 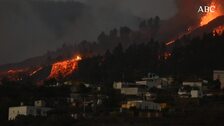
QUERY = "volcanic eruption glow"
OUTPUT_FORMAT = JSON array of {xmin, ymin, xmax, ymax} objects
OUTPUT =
[
  {"xmin": 48, "ymin": 55, "xmax": 82, "ymax": 79},
  {"xmin": 166, "ymin": 0, "xmax": 223, "ymax": 46},
  {"xmin": 200, "ymin": 0, "xmax": 223, "ymax": 26}
]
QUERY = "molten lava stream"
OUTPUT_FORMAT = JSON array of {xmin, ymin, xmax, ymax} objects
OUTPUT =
[{"xmin": 48, "ymin": 55, "xmax": 82, "ymax": 79}]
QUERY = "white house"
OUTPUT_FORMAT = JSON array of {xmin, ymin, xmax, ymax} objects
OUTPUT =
[
  {"xmin": 213, "ymin": 70, "xmax": 224, "ymax": 89},
  {"xmin": 114, "ymin": 73, "xmax": 170, "ymax": 91},
  {"xmin": 8, "ymin": 101, "xmax": 52, "ymax": 120}
]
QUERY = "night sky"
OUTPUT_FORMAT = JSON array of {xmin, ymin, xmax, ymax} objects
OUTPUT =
[{"xmin": 0, "ymin": 0, "xmax": 177, "ymax": 65}]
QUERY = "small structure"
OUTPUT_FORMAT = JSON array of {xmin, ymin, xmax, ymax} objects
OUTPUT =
[
  {"xmin": 191, "ymin": 90, "xmax": 200, "ymax": 98},
  {"xmin": 114, "ymin": 73, "xmax": 170, "ymax": 93},
  {"xmin": 34, "ymin": 100, "xmax": 46, "ymax": 107},
  {"xmin": 113, "ymin": 82, "xmax": 147, "ymax": 96},
  {"xmin": 113, "ymin": 82, "xmax": 124, "ymax": 89},
  {"xmin": 8, "ymin": 100, "xmax": 52, "ymax": 120},
  {"xmin": 142, "ymin": 73, "xmax": 160, "ymax": 88},
  {"xmin": 139, "ymin": 73, "xmax": 171, "ymax": 89},
  {"xmin": 213, "ymin": 70, "xmax": 224, "ymax": 89},
  {"xmin": 178, "ymin": 81, "xmax": 203, "ymax": 98}
]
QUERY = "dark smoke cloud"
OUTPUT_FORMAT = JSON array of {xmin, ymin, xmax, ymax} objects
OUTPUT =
[
  {"xmin": 0, "ymin": 0, "xmax": 177, "ymax": 65},
  {"xmin": 0, "ymin": 0, "xmax": 58, "ymax": 65},
  {"xmin": 52, "ymin": 0, "xmax": 177, "ymax": 42}
]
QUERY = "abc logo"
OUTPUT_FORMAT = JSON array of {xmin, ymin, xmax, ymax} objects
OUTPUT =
[{"xmin": 198, "ymin": 6, "xmax": 216, "ymax": 13}]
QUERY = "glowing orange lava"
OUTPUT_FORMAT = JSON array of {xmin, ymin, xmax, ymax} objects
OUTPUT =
[
  {"xmin": 164, "ymin": 52, "xmax": 172, "ymax": 60},
  {"xmin": 7, "ymin": 69, "xmax": 25, "ymax": 74},
  {"xmin": 166, "ymin": 0, "xmax": 223, "ymax": 46},
  {"xmin": 200, "ymin": 0, "xmax": 223, "ymax": 26},
  {"xmin": 213, "ymin": 25, "xmax": 224, "ymax": 36},
  {"xmin": 166, "ymin": 40, "xmax": 175, "ymax": 46},
  {"xmin": 29, "ymin": 67, "xmax": 43, "ymax": 76},
  {"xmin": 48, "ymin": 55, "xmax": 82, "ymax": 79}
]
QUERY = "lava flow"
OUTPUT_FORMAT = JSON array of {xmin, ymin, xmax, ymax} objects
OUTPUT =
[
  {"xmin": 48, "ymin": 55, "xmax": 82, "ymax": 79},
  {"xmin": 166, "ymin": 0, "xmax": 224, "ymax": 46},
  {"xmin": 29, "ymin": 67, "xmax": 43, "ymax": 76},
  {"xmin": 200, "ymin": 0, "xmax": 223, "ymax": 26}
]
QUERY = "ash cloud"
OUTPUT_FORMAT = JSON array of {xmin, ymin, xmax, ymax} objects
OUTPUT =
[{"xmin": 0, "ymin": 0, "xmax": 177, "ymax": 65}]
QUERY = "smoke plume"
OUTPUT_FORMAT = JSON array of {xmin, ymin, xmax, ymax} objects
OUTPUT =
[{"xmin": 0, "ymin": 0, "xmax": 177, "ymax": 64}]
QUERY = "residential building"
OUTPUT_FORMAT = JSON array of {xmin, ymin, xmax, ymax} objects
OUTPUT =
[
  {"xmin": 140, "ymin": 73, "xmax": 171, "ymax": 89},
  {"xmin": 113, "ymin": 82, "xmax": 123, "ymax": 89},
  {"xmin": 178, "ymin": 81, "xmax": 203, "ymax": 98},
  {"xmin": 142, "ymin": 73, "xmax": 160, "ymax": 88},
  {"xmin": 8, "ymin": 101, "xmax": 52, "ymax": 120}
]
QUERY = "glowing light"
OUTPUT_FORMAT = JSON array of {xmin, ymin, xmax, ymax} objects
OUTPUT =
[
  {"xmin": 30, "ymin": 67, "xmax": 43, "ymax": 76},
  {"xmin": 75, "ymin": 55, "xmax": 82, "ymax": 61},
  {"xmin": 166, "ymin": 0, "xmax": 223, "ymax": 46},
  {"xmin": 213, "ymin": 25, "xmax": 224, "ymax": 36},
  {"xmin": 48, "ymin": 55, "xmax": 82, "ymax": 79},
  {"xmin": 164, "ymin": 52, "xmax": 172, "ymax": 60},
  {"xmin": 200, "ymin": 1, "xmax": 223, "ymax": 26},
  {"xmin": 7, "ymin": 69, "xmax": 26, "ymax": 74},
  {"xmin": 166, "ymin": 40, "xmax": 175, "ymax": 46}
]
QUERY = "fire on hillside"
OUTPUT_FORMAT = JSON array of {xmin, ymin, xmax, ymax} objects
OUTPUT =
[{"xmin": 48, "ymin": 55, "xmax": 82, "ymax": 79}]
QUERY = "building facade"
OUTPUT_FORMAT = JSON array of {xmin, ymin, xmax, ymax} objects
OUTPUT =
[{"xmin": 8, "ymin": 101, "xmax": 51, "ymax": 120}]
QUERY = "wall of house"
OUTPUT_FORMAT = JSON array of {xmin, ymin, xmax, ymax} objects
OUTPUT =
[
  {"xmin": 8, "ymin": 106, "xmax": 51, "ymax": 120},
  {"xmin": 213, "ymin": 70, "xmax": 224, "ymax": 89},
  {"xmin": 136, "ymin": 101, "xmax": 161, "ymax": 111},
  {"xmin": 121, "ymin": 88, "xmax": 138, "ymax": 95},
  {"xmin": 113, "ymin": 82, "xmax": 123, "ymax": 89},
  {"xmin": 8, "ymin": 106, "xmax": 28, "ymax": 120}
]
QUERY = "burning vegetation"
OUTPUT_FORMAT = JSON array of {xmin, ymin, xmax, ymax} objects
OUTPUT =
[{"xmin": 48, "ymin": 55, "xmax": 82, "ymax": 79}]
